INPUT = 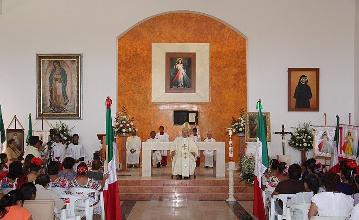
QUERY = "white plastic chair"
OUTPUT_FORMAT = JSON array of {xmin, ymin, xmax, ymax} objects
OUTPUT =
[
  {"xmin": 310, "ymin": 217, "xmax": 347, "ymax": 220},
  {"xmin": 290, "ymin": 203, "xmax": 310, "ymax": 220},
  {"xmin": 270, "ymin": 194, "xmax": 295, "ymax": 220},
  {"xmin": 100, "ymin": 191, "xmax": 105, "ymax": 220}
]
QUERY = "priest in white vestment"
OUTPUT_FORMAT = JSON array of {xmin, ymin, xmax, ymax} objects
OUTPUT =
[
  {"xmin": 50, "ymin": 134, "xmax": 66, "ymax": 162},
  {"xmin": 156, "ymin": 126, "xmax": 170, "ymax": 166},
  {"xmin": 147, "ymin": 131, "xmax": 162, "ymax": 168},
  {"xmin": 126, "ymin": 130, "xmax": 141, "ymax": 168},
  {"xmin": 203, "ymin": 132, "xmax": 215, "ymax": 168},
  {"xmin": 171, "ymin": 127, "xmax": 198, "ymax": 179}
]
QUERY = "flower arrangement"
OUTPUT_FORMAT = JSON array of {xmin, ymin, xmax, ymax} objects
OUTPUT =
[
  {"xmin": 52, "ymin": 121, "xmax": 73, "ymax": 146},
  {"xmin": 229, "ymin": 111, "xmax": 246, "ymax": 135},
  {"xmin": 114, "ymin": 106, "xmax": 136, "ymax": 136},
  {"xmin": 240, "ymin": 155, "xmax": 255, "ymax": 184},
  {"xmin": 288, "ymin": 122, "xmax": 314, "ymax": 151}
]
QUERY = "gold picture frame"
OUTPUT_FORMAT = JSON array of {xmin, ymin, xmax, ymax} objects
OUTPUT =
[
  {"xmin": 245, "ymin": 112, "xmax": 271, "ymax": 142},
  {"xmin": 36, "ymin": 54, "xmax": 82, "ymax": 119}
]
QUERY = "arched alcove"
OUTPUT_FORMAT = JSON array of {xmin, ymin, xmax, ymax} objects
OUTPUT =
[{"xmin": 118, "ymin": 11, "xmax": 247, "ymax": 162}]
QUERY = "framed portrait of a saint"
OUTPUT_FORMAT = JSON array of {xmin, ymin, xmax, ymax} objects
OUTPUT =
[
  {"xmin": 37, "ymin": 54, "xmax": 82, "ymax": 119},
  {"xmin": 245, "ymin": 112, "xmax": 271, "ymax": 142},
  {"xmin": 288, "ymin": 68, "xmax": 319, "ymax": 112},
  {"xmin": 165, "ymin": 52, "xmax": 196, "ymax": 93},
  {"xmin": 6, "ymin": 129, "xmax": 25, "ymax": 153}
]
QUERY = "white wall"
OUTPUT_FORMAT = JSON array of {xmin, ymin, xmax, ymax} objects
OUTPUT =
[
  {"xmin": 355, "ymin": 0, "xmax": 359, "ymax": 126},
  {"xmin": 0, "ymin": 0, "xmax": 356, "ymax": 163}
]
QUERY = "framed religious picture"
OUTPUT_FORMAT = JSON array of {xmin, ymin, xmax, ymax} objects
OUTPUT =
[
  {"xmin": 288, "ymin": 68, "xmax": 319, "ymax": 112},
  {"xmin": 152, "ymin": 43, "xmax": 209, "ymax": 103},
  {"xmin": 165, "ymin": 52, "xmax": 196, "ymax": 93},
  {"xmin": 245, "ymin": 112, "xmax": 271, "ymax": 142},
  {"xmin": 36, "ymin": 54, "xmax": 82, "ymax": 119},
  {"xmin": 6, "ymin": 129, "xmax": 25, "ymax": 153}
]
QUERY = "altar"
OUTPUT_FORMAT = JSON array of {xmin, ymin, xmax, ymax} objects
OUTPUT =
[{"xmin": 142, "ymin": 142, "xmax": 225, "ymax": 178}]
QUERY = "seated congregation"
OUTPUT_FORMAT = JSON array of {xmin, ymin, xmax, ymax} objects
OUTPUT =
[
  {"xmin": 265, "ymin": 158, "xmax": 359, "ymax": 220},
  {"xmin": 0, "ymin": 134, "xmax": 105, "ymax": 220}
]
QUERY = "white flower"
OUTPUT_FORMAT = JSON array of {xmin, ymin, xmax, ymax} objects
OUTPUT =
[
  {"xmin": 303, "ymin": 143, "xmax": 307, "ymax": 146},
  {"xmin": 126, "ymin": 124, "xmax": 129, "ymax": 126},
  {"xmin": 239, "ymin": 128, "xmax": 243, "ymax": 132},
  {"xmin": 129, "ymin": 128, "xmax": 132, "ymax": 131},
  {"xmin": 122, "ymin": 129, "xmax": 126, "ymax": 132},
  {"xmin": 120, "ymin": 124, "xmax": 123, "ymax": 127}
]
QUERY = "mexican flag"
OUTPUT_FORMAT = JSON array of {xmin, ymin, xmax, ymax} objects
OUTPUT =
[
  {"xmin": 26, "ymin": 113, "xmax": 32, "ymax": 145},
  {"xmin": 253, "ymin": 100, "xmax": 269, "ymax": 220},
  {"xmin": 103, "ymin": 97, "xmax": 122, "ymax": 220}
]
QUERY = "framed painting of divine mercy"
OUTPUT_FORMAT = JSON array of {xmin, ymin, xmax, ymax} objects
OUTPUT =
[
  {"xmin": 152, "ymin": 43, "xmax": 209, "ymax": 103},
  {"xmin": 37, "ymin": 54, "xmax": 82, "ymax": 119},
  {"xmin": 165, "ymin": 52, "xmax": 196, "ymax": 93}
]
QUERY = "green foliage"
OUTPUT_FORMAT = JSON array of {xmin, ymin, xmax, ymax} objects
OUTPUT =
[
  {"xmin": 288, "ymin": 122, "xmax": 314, "ymax": 151},
  {"xmin": 240, "ymin": 155, "xmax": 255, "ymax": 184},
  {"xmin": 52, "ymin": 121, "xmax": 73, "ymax": 146}
]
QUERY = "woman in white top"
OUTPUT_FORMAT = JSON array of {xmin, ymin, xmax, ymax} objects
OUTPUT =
[{"xmin": 308, "ymin": 172, "xmax": 354, "ymax": 218}]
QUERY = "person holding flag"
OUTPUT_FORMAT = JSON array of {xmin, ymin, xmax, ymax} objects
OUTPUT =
[
  {"xmin": 253, "ymin": 100, "xmax": 269, "ymax": 220},
  {"xmin": 103, "ymin": 97, "xmax": 122, "ymax": 220}
]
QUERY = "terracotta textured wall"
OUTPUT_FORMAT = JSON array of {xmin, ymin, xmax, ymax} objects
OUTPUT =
[{"xmin": 118, "ymin": 12, "xmax": 247, "ymax": 162}]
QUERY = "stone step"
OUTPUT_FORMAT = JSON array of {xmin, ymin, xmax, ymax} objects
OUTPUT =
[
  {"xmin": 119, "ymin": 185, "xmax": 252, "ymax": 194},
  {"xmin": 120, "ymin": 192, "xmax": 253, "ymax": 201},
  {"xmin": 118, "ymin": 179, "xmax": 245, "ymax": 187}
]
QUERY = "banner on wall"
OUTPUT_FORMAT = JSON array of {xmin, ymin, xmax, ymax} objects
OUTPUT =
[
  {"xmin": 314, "ymin": 127, "xmax": 336, "ymax": 157},
  {"xmin": 339, "ymin": 126, "xmax": 358, "ymax": 159}
]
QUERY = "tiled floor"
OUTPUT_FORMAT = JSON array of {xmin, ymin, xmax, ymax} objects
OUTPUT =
[{"xmin": 121, "ymin": 200, "xmax": 253, "ymax": 220}]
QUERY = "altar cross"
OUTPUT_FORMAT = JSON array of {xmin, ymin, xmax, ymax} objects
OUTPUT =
[{"xmin": 274, "ymin": 124, "xmax": 292, "ymax": 155}]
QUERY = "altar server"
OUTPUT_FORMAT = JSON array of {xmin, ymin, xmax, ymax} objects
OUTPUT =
[
  {"xmin": 203, "ymin": 132, "xmax": 215, "ymax": 168},
  {"xmin": 156, "ymin": 126, "xmax": 170, "ymax": 166},
  {"xmin": 126, "ymin": 130, "xmax": 141, "ymax": 168},
  {"xmin": 147, "ymin": 131, "xmax": 161, "ymax": 168},
  {"xmin": 190, "ymin": 127, "xmax": 201, "ymax": 167},
  {"xmin": 66, "ymin": 134, "xmax": 85, "ymax": 163},
  {"xmin": 24, "ymin": 136, "xmax": 41, "ymax": 159},
  {"xmin": 50, "ymin": 134, "xmax": 66, "ymax": 163}
]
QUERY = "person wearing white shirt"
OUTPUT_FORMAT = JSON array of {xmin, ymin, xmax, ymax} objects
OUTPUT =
[
  {"xmin": 66, "ymin": 134, "xmax": 85, "ymax": 162},
  {"xmin": 156, "ymin": 126, "xmax": 170, "ymax": 167},
  {"xmin": 50, "ymin": 134, "xmax": 66, "ymax": 163},
  {"xmin": 308, "ymin": 172, "xmax": 354, "ymax": 218},
  {"xmin": 126, "ymin": 130, "xmax": 141, "ymax": 168},
  {"xmin": 203, "ymin": 132, "xmax": 215, "ymax": 168},
  {"xmin": 190, "ymin": 127, "xmax": 201, "ymax": 167},
  {"xmin": 24, "ymin": 136, "xmax": 41, "ymax": 159},
  {"xmin": 147, "ymin": 131, "xmax": 161, "ymax": 168},
  {"xmin": 35, "ymin": 174, "xmax": 64, "ymax": 212}
]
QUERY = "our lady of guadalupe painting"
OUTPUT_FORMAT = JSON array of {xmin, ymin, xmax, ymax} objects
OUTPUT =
[
  {"xmin": 165, "ymin": 52, "xmax": 196, "ymax": 93},
  {"xmin": 37, "ymin": 54, "xmax": 82, "ymax": 119}
]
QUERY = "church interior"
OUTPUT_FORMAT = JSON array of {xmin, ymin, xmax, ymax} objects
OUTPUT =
[{"xmin": 1, "ymin": 0, "xmax": 359, "ymax": 219}]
